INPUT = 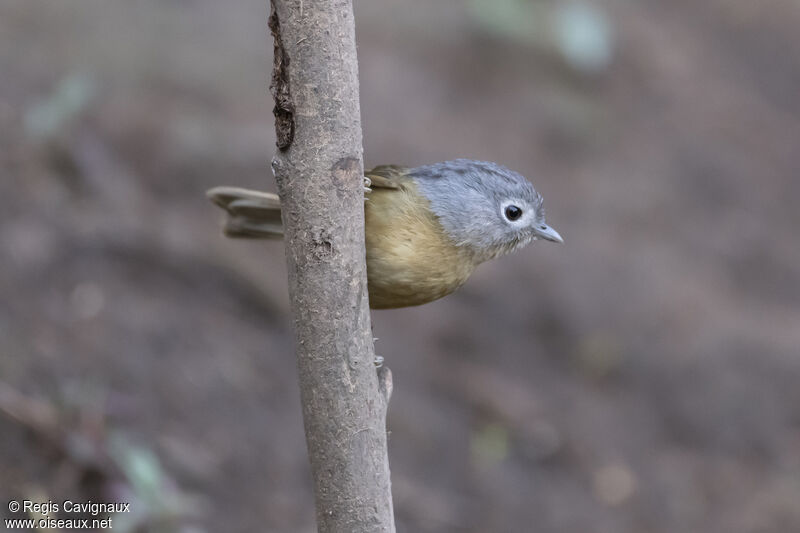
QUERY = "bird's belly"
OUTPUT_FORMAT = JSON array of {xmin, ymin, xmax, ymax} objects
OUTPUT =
[
  {"xmin": 364, "ymin": 197, "xmax": 475, "ymax": 308},
  {"xmin": 366, "ymin": 253, "xmax": 471, "ymax": 308}
]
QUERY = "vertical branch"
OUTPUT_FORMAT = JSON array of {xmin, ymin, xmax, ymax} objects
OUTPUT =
[{"xmin": 267, "ymin": 1, "xmax": 395, "ymax": 531}]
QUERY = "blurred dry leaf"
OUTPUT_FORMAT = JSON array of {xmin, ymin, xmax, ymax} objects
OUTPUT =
[{"xmin": 592, "ymin": 463, "xmax": 637, "ymax": 506}]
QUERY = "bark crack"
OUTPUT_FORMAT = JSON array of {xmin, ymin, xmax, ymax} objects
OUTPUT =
[{"xmin": 268, "ymin": 1, "xmax": 295, "ymax": 151}]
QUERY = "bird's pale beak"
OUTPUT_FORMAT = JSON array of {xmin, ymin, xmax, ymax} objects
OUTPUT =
[{"xmin": 533, "ymin": 224, "xmax": 564, "ymax": 243}]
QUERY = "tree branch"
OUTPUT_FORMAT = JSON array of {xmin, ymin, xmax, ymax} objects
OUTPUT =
[{"xmin": 267, "ymin": 1, "xmax": 395, "ymax": 531}]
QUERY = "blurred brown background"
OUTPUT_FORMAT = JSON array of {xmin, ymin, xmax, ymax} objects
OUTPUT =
[{"xmin": 2, "ymin": 1, "xmax": 800, "ymax": 532}]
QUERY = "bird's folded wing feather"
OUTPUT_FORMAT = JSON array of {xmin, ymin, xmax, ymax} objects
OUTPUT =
[{"xmin": 365, "ymin": 165, "xmax": 408, "ymax": 189}]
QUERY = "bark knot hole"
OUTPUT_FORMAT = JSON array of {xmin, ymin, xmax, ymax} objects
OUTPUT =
[
  {"xmin": 310, "ymin": 228, "xmax": 334, "ymax": 261},
  {"xmin": 332, "ymin": 157, "xmax": 361, "ymax": 189}
]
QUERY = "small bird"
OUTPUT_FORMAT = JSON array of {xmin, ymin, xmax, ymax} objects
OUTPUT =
[{"xmin": 207, "ymin": 159, "xmax": 562, "ymax": 309}]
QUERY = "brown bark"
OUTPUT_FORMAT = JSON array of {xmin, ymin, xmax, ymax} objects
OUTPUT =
[{"xmin": 267, "ymin": 1, "xmax": 395, "ymax": 531}]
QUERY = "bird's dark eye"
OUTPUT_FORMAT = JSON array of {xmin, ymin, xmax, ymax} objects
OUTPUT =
[{"xmin": 504, "ymin": 205, "xmax": 523, "ymax": 221}]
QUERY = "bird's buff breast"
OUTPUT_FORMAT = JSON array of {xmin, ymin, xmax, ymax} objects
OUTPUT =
[{"xmin": 364, "ymin": 181, "xmax": 475, "ymax": 309}]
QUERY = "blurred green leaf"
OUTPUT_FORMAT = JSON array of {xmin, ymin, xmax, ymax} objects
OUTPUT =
[
  {"xmin": 467, "ymin": 0, "xmax": 546, "ymax": 46},
  {"xmin": 555, "ymin": 2, "xmax": 613, "ymax": 73},
  {"xmin": 112, "ymin": 436, "xmax": 165, "ymax": 497},
  {"xmin": 24, "ymin": 72, "xmax": 96, "ymax": 140},
  {"xmin": 470, "ymin": 422, "xmax": 510, "ymax": 466},
  {"xmin": 468, "ymin": 0, "xmax": 614, "ymax": 73}
]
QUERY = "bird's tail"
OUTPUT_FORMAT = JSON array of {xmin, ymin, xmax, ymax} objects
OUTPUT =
[{"xmin": 206, "ymin": 186, "xmax": 284, "ymax": 239}]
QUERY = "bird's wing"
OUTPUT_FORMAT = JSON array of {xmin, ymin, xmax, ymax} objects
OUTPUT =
[{"xmin": 365, "ymin": 165, "xmax": 408, "ymax": 190}]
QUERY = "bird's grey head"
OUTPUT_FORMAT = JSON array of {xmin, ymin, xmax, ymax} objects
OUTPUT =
[{"xmin": 410, "ymin": 159, "xmax": 562, "ymax": 262}]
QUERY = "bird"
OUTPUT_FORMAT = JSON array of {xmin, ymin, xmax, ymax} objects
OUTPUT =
[{"xmin": 207, "ymin": 159, "xmax": 562, "ymax": 309}]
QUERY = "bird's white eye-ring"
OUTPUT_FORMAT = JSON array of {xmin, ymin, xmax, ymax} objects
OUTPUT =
[
  {"xmin": 504, "ymin": 205, "xmax": 523, "ymax": 221},
  {"xmin": 501, "ymin": 199, "xmax": 529, "ymax": 224}
]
